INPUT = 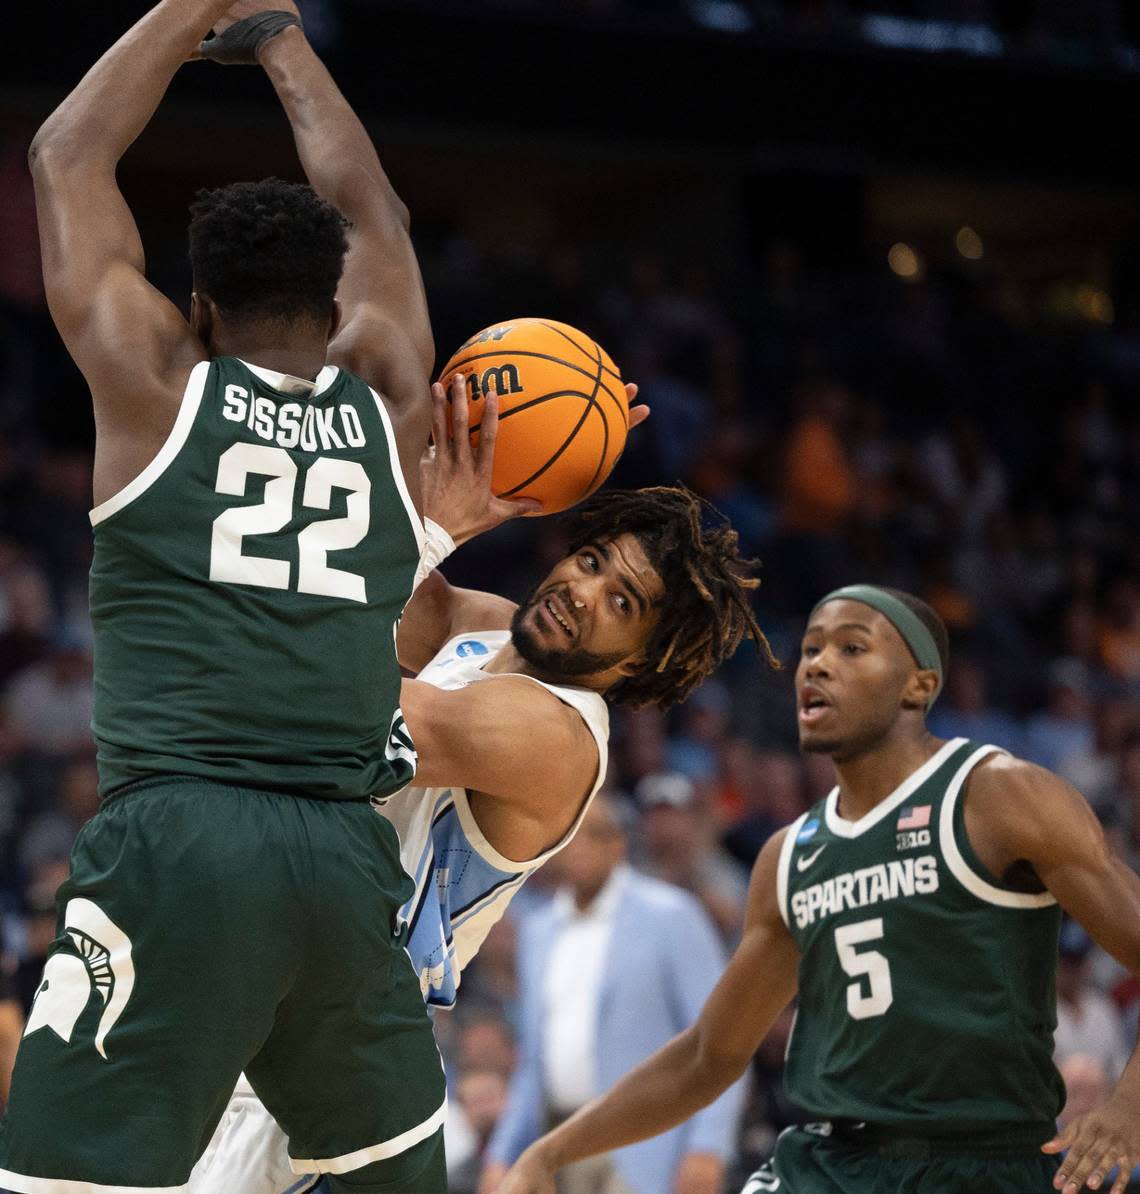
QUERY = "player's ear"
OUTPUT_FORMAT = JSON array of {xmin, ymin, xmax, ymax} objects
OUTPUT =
[
  {"xmin": 613, "ymin": 653, "xmax": 646, "ymax": 679},
  {"xmin": 901, "ymin": 669, "xmax": 939, "ymax": 711}
]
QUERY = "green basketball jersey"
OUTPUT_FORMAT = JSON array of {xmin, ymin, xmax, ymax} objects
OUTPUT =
[
  {"xmin": 779, "ymin": 737, "xmax": 1064, "ymax": 1133},
  {"xmin": 89, "ymin": 358, "xmax": 424, "ymax": 801}
]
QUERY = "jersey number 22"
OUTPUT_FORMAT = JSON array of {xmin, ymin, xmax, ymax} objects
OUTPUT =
[{"xmin": 210, "ymin": 443, "xmax": 370, "ymax": 602}]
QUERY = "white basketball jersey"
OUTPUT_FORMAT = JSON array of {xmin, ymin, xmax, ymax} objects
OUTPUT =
[{"xmin": 381, "ymin": 630, "xmax": 609, "ymax": 1007}]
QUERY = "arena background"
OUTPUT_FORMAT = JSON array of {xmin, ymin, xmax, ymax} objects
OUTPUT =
[{"xmin": 1, "ymin": 1, "xmax": 1139, "ymax": 1189}]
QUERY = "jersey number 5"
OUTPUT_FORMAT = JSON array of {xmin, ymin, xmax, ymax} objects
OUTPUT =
[
  {"xmin": 210, "ymin": 443, "xmax": 370, "ymax": 602},
  {"xmin": 834, "ymin": 918, "xmax": 893, "ymax": 1020}
]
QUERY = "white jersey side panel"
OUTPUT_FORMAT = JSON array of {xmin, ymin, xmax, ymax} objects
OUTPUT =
[{"xmin": 381, "ymin": 630, "xmax": 609, "ymax": 1006}]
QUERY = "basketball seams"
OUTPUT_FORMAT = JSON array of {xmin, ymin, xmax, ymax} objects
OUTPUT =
[
  {"xmin": 534, "ymin": 324, "xmax": 627, "ymax": 433},
  {"xmin": 582, "ymin": 342, "xmax": 612, "ymax": 496},
  {"xmin": 467, "ymin": 389, "xmax": 597, "ymax": 435},
  {"xmin": 538, "ymin": 320, "xmax": 623, "ymax": 382},
  {"xmin": 500, "ymin": 343, "xmax": 608, "ymax": 499}
]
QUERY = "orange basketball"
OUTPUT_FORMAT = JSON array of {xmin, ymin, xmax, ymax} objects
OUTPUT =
[{"xmin": 438, "ymin": 318, "xmax": 628, "ymax": 514}]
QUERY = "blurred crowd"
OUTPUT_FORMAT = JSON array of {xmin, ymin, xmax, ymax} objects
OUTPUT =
[
  {"xmin": 378, "ymin": 0, "xmax": 1140, "ymax": 66},
  {"xmin": 2, "ymin": 117, "xmax": 1140, "ymax": 1187}
]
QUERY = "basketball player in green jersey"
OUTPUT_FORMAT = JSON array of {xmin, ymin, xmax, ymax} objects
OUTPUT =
[
  {"xmin": 1, "ymin": 2, "xmax": 465, "ymax": 1191},
  {"xmin": 496, "ymin": 586, "xmax": 1140, "ymax": 1194}
]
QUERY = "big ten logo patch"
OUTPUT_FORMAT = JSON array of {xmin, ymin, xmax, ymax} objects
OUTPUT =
[{"xmin": 24, "ymin": 898, "xmax": 135, "ymax": 1060}]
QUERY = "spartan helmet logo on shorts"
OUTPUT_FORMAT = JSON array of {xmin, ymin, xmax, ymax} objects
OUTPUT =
[{"xmin": 23, "ymin": 898, "xmax": 136, "ymax": 1060}]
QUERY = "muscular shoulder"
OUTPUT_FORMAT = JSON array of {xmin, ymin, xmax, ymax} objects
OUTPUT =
[
  {"xmin": 966, "ymin": 751, "xmax": 1070, "ymax": 825},
  {"xmin": 449, "ymin": 589, "xmax": 518, "ymax": 634},
  {"xmin": 964, "ymin": 750, "xmax": 1092, "ymax": 866}
]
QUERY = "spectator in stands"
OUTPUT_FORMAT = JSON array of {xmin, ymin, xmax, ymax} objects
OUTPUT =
[
  {"xmin": 1025, "ymin": 658, "xmax": 1096, "ymax": 773},
  {"xmin": 0, "ymin": 557, "xmax": 52, "ymax": 688},
  {"xmin": 921, "ymin": 415, "xmax": 1007, "ymax": 541},
  {"xmin": 0, "ymin": 917, "xmax": 23, "ymax": 1110},
  {"xmin": 4, "ymin": 631, "xmax": 93, "ymax": 756},
  {"xmin": 723, "ymin": 749, "xmax": 806, "ymax": 867},
  {"xmin": 12, "ymin": 858, "xmax": 68, "ymax": 1015},
  {"xmin": 1060, "ymin": 698, "xmax": 1140, "ymax": 813},
  {"xmin": 461, "ymin": 917, "xmax": 523, "ymax": 1028},
  {"xmin": 635, "ymin": 771, "xmax": 748, "ymax": 939},
  {"xmin": 17, "ymin": 754, "xmax": 99, "ymax": 878},
  {"xmin": 1099, "ymin": 579, "xmax": 1140, "ymax": 683},
  {"xmin": 928, "ymin": 656, "xmax": 1026, "ymax": 755},
  {"xmin": 780, "ymin": 380, "xmax": 856, "ymax": 538},
  {"xmin": 481, "ymin": 795, "xmax": 742, "ymax": 1194},
  {"xmin": 450, "ymin": 1067, "xmax": 511, "ymax": 1194},
  {"xmin": 666, "ymin": 680, "xmax": 733, "ymax": 784},
  {"xmin": 1054, "ymin": 920, "xmax": 1128, "ymax": 1082}
]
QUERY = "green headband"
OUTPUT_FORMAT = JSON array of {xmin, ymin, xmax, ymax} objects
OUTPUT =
[{"xmin": 812, "ymin": 584, "xmax": 944, "ymax": 707}]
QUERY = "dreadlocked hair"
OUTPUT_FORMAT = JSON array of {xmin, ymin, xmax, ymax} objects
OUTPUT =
[{"xmin": 561, "ymin": 486, "xmax": 778, "ymax": 709}]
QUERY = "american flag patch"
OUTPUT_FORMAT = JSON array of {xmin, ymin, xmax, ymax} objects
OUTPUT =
[{"xmin": 897, "ymin": 805, "xmax": 931, "ymax": 830}]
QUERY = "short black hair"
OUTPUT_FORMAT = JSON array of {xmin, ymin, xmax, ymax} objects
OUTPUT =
[
  {"xmin": 560, "ymin": 486, "xmax": 778, "ymax": 709},
  {"xmin": 879, "ymin": 586, "xmax": 950, "ymax": 676},
  {"xmin": 188, "ymin": 179, "xmax": 348, "ymax": 323}
]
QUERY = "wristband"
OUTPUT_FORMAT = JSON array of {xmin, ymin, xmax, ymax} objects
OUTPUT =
[
  {"xmin": 412, "ymin": 517, "xmax": 456, "ymax": 592},
  {"xmin": 198, "ymin": 12, "xmax": 302, "ymax": 65}
]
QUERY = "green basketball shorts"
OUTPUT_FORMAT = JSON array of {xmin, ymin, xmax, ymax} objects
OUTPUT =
[
  {"xmin": 741, "ymin": 1123, "xmax": 1061, "ymax": 1194},
  {"xmin": 0, "ymin": 778, "xmax": 446, "ymax": 1192}
]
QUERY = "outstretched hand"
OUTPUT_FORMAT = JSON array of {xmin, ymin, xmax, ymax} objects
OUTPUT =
[
  {"xmin": 1043, "ymin": 1092, "xmax": 1140, "ymax": 1194},
  {"xmin": 420, "ymin": 372, "xmax": 542, "ymax": 547}
]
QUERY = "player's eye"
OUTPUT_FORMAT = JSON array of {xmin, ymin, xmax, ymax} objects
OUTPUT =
[
  {"xmin": 802, "ymin": 644, "xmax": 819, "ymax": 657},
  {"xmin": 843, "ymin": 643, "xmax": 866, "ymax": 655},
  {"xmin": 581, "ymin": 552, "xmax": 598, "ymax": 571},
  {"xmin": 614, "ymin": 593, "xmax": 630, "ymax": 613}
]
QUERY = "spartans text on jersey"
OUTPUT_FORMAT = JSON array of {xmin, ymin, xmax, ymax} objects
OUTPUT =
[{"xmin": 791, "ymin": 855, "xmax": 938, "ymax": 929}]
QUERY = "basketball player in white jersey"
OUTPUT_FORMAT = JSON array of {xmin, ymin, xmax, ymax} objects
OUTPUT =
[{"xmin": 188, "ymin": 376, "xmax": 774, "ymax": 1192}]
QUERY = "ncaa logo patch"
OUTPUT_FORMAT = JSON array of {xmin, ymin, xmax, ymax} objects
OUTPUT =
[
  {"xmin": 797, "ymin": 818, "xmax": 820, "ymax": 844},
  {"xmin": 456, "ymin": 640, "xmax": 490, "ymax": 658}
]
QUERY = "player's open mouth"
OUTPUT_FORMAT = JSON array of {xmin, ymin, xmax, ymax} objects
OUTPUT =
[
  {"xmin": 540, "ymin": 595, "xmax": 576, "ymax": 639},
  {"xmin": 799, "ymin": 687, "xmax": 833, "ymax": 725}
]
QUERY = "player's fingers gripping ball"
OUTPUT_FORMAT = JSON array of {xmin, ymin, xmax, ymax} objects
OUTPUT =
[{"xmin": 438, "ymin": 318, "xmax": 629, "ymax": 514}]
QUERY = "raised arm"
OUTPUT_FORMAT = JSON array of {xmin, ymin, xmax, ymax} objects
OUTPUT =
[
  {"xmin": 963, "ymin": 755, "xmax": 1140, "ymax": 1194},
  {"xmin": 250, "ymin": 16, "xmax": 433, "ymax": 415},
  {"xmin": 30, "ymin": 1, "xmax": 219, "ymax": 502},
  {"xmin": 495, "ymin": 829, "xmax": 800, "ymax": 1194}
]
